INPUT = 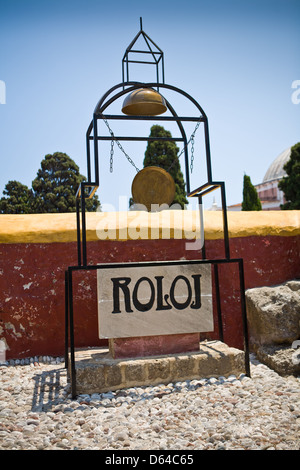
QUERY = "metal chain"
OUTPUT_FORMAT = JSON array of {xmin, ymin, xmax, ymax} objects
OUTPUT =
[
  {"xmin": 167, "ymin": 119, "xmax": 201, "ymax": 173},
  {"xmin": 104, "ymin": 119, "xmax": 140, "ymax": 173},
  {"xmin": 190, "ymin": 135, "xmax": 195, "ymax": 173},
  {"xmin": 189, "ymin": 120, "xmax": 201, "ymax": 173},
  {"xmin": 104, "ymin": 117, "xmax": 201, "ymax": 175},
  {"xmin": 110, "ymin": 139, "xmax": 114, "ymax": 173}
]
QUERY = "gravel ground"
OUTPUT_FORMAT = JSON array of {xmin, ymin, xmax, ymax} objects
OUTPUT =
[{"xmin": 0, "ymin": 354, "xmax": 299, "ymax": 451}]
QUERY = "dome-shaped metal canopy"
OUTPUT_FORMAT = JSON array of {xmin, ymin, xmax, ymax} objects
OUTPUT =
[{"xmin": 122, "ymin": 88, "xmax": 167, "ymax": 116}]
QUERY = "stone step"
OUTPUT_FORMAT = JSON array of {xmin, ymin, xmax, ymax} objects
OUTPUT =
[{"xmin": 68, "ymin": 340, "xmax": 246, "ymax": 395}]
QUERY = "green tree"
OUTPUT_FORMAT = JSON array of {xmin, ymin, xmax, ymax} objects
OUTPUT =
[
  {"xmin": 0, "ymin": 180, "xmax": 33, "ymax": 214},
  {"xmin": 242, "ymin": 174, "xmax": 262, "ymax": 211},
  {"xmin": 278, "ymin": 143, "xmax": 300, "ymax": 210},
  {"xmin": 31, "ymin": 152, "xmax": 100, "ymax": 213},
  {"xmin": 143, "ymin": 125, "xmax": 188, "ymax": 209},
  {"xmin": 0, "ymin": 152, "xmax": 100, "ymax": 214}
]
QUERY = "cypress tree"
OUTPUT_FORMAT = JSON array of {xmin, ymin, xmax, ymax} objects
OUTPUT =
[
  {"xmin": 242, "ymin": 174, "xmax": 262, "ymax": 211},
  {"xmin": 143, "ymin": 125, "xmax": 188, "ymax": 209}
]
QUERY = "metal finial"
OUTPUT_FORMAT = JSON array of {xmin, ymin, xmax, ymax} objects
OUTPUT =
[{"xmin": 140, "ymin": 17, "xmax": 143, "ymax": 30}]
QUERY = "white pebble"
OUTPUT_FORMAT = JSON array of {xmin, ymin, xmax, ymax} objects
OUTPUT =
[{"xmin": 0, "ymin": 355, "xmax": 299, "ymax": 450}]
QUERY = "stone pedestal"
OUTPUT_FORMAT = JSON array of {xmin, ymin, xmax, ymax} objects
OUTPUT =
[
  {"xmin": 68, "ymin": 340, "xmax": 246, "ymax": 395},
  {"xmin": 109, "ymin": 333, "xmax": 200, "ymax": 359},
  {"xmin": 97, "ymin": 263, "xmax": 214, "ymax": 360}
]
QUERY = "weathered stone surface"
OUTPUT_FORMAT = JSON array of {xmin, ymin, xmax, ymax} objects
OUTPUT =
[
  {"xmin": 147, "ymin": 357, "xmax": 172, "ymax": 382},
  {"xmin": 253, "ymin": 343, "xmax": 300, "ymax": 376},
  {"xmin": 69, "ymin": 340, "xmax": 246, "ymax": 395},
  {"xmin": 286, "ymin": 280, "xmax": 300, "ymax": 292},
  {"xmin": 246, "ymin": 281, "xmax": 300, "ymax": 346}
]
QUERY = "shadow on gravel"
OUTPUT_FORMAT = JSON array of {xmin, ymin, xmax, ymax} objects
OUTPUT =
[{"xmin": 31, "ymin": 368, "xmax": 68, "ymax": 412}]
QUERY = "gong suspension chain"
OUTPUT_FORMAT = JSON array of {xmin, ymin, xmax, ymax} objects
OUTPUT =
[
  {"xmin": 104, "ymin": 118, "xmax": 140, "ymax": 173},
  {"xmin": 167, "ymin": 119, "xmax": 201, "ymax": 174},
  {"xmin": 104, "ymin": 118, "xmax": 201, "ymax": 174}
]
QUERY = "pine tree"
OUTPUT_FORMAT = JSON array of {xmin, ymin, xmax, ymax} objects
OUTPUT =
[
  {"xmin": 0, "ymin": 152, "xmax": 100, "ymax": 214},
  {"xmin": 31, "ymin": 152, "xmax": 100, "ymax": 213},
  {"xmin": 143, "ymin": 125, "xmax": 188, "ymax": 208},
  {"xmin": 242, "ymin": 174, "xmax": 262, "ymax": 211},
  {"xmin": 278, "ymin": 142, "xmax": 300, "ymax": 210},
  {"xmin": 0, "ymin": 180, "xmax": 33, "ymax": 214}
]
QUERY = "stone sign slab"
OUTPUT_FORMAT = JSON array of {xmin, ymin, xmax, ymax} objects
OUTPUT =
[{"xmin": 97, "ymin": 263, "xmax": 214, "ymax": 339}]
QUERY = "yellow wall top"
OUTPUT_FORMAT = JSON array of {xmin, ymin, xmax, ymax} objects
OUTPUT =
[{"xmin": 0, "ymin": 210, "xmax": 299, "ymax": 244}]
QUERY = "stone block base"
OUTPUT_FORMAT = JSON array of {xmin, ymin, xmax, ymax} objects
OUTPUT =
[{"xmin": 68, "ymin": 340, "xmax": 246, "ymax": 395}]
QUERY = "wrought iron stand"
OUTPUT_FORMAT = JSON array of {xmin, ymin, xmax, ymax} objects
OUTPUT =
[{"xmin": 64, "ymin": 21, "xmax": 250, "ymax": 398}]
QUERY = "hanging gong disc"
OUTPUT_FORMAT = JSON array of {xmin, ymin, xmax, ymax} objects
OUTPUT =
[{"xmin": 131, "ymin": 166, "xmax": 176, "ymax": 211}]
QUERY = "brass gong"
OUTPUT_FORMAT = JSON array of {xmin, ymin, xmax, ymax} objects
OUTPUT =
[{"xmin": 131, "ymin": 166, "xmax": 176, "ymax": 211}]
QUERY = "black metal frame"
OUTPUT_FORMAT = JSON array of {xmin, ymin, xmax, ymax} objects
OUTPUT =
[
  {"xmin": 65, "ymin": 258, "xmax": 250, "ymax": 398},
  {"xmin": 76, "ymin": 81, "xmax": 230, "ymax": 267},
  {"xmin": 122, "ymin": 18, "xmax": 165, "ymax": 88},
  {"xmin": 64, "ymin": 22, "xmax": 250, "ymax": 398}
]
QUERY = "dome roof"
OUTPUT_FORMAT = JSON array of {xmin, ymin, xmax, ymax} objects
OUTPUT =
[{"xmin": 263, "ymin": 147, "xmax": 291, "ymax": 183}]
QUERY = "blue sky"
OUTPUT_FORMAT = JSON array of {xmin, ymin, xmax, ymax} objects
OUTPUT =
[{"xmin": 0, "ymin": 0, "xmax": 299, "ymax": 210}]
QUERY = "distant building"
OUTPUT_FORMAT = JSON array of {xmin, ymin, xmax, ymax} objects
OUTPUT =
[
  {"xmin": 254, "ymin": 147, "xmax": 291, "ymax": 210},
  {"xmin": 228, "ymin": 147, "xmax": 291, "ymax": 211},
  {"xmin": 207, "ymin": 198, "xmax": 221, "ymax": 211}
]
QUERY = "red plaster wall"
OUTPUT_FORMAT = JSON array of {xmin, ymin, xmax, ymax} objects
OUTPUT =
[{"xmin": 0, "ymin": 235, "xmax": 299, "ymax": 359}]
